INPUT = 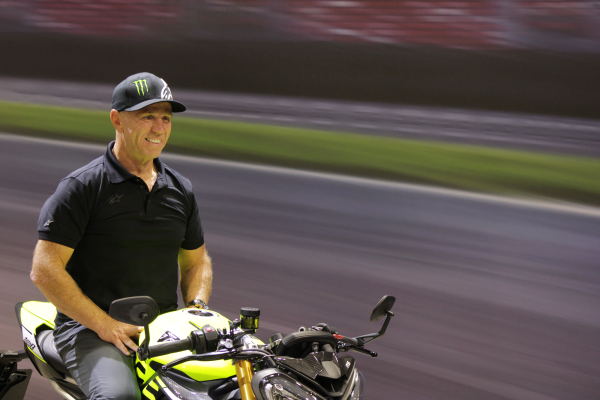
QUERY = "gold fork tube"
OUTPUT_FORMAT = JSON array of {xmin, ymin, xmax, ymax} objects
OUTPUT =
[{"xmin": 235, "ymin": 359, "xmax": 257, "ymax": 400}]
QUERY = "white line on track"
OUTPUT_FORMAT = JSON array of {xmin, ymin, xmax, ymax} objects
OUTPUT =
[{"xmin": 4, "ymin": 132, "xmax": 600, "ymax": 218}]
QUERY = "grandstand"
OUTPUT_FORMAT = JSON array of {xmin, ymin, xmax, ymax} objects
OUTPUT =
[{"xmin": 1, "ymin": 0, "xmax": 598, "ymax": 51}]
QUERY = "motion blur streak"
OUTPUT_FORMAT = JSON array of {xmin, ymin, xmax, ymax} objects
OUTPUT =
[
  {"xmin": 0, "ymin": 136, "xmax": 598, "ymax": 399},
  {"xmin": 2, "ymin": 77, "xmax": 599, "ymax": 157},
  {"xmin": 2, "ymin": 1, "xmax": 599, "ymax": 51}
]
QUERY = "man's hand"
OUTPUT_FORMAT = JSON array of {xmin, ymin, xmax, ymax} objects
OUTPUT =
[{"xmin": 97, "ymin": 318, "xmax": 143, "ymax": 356}]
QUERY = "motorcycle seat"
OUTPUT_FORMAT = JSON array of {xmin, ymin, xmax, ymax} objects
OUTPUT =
[{"xmin": 37, "ymin": 329, "xmax": 72, "ymax": 377}]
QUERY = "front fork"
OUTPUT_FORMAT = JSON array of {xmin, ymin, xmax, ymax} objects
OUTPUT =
[{"xmin": 235, "ymin": 360, "xmax": 257, "ymax": 400}]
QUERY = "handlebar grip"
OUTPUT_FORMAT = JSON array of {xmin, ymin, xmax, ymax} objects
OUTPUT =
[{"xmin": 147, "ymin": 338, "xmax": 193, "ymax": 359}]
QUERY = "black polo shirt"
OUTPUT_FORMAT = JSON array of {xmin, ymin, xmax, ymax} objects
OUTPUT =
[{"xmin": 38, "ymin": 141, "xmax": 204, "ymax": 327}]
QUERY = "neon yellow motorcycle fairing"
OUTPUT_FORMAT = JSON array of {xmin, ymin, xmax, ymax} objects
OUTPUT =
[
  {"xmin": 17, "ymin": 301, "xmax": 56, "ymax": 360},
  {"xmin": 134, "ymin": 308, "xmax": 263, "ymax": 393},
  {"xmin": 15, "ymin": 301, "xmax": 264, "ymax": 399}
]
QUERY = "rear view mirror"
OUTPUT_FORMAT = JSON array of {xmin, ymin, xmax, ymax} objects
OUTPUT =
[
  {"xmin": 370, "ymin": 295, "xmax": 396, "ymax": 323},
  {"xmin": 109, "ymin": 296, "xmax": 160, "ymax": 326},
  {"xmin": 354, "ymin": 295, "xmax": 396, "ymax": 346}
]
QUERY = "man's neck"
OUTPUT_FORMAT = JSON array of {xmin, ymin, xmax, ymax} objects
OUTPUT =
[{"xmin": 112, "ymin": 144, "xmax": 158, "ymax": 189}]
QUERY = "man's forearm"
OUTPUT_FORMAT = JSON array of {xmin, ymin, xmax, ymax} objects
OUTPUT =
[{"xmin": 180, "ymin": 251, "xmax": 213, "ymax": 305}]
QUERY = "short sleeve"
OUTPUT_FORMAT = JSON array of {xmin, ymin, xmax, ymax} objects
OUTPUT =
[
  {"xmin": 38, "ymin": 178, "xmax": 92, "ymax": 249},
  {"xmin": 180, "ymin": 191, "xmax": 204, "ymax": 250}
]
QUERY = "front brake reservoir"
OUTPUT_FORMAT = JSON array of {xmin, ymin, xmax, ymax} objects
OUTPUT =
[{"xmin": 240, "ymin": 307, "xmax": 260, "ymax": 332}]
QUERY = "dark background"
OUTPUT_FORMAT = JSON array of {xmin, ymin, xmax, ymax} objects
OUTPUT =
[
  {"xmin": 1, "ymin": 0, "xmax": 599, "ymax": 119},
  {"xmin": 2, "ymin": 34, "xmax": 599, "ymax": 119}
]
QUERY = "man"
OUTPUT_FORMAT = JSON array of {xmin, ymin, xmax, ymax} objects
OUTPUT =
[{"xmin": 30, "ymin": 72, "xmax": 212, "ymax": 400}]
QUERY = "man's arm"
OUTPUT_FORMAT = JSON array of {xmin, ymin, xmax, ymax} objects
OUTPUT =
[
  {"xmin": 179, "ymin": 244, "xmax": 213, "ymax": 306},
  {"xmin": 30, "ymin": 239, "xmax": 142, "ymax": 355}
]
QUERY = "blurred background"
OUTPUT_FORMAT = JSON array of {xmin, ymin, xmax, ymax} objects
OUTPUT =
[
  {"xmin": 1, "ymin": 1, "xmax": 600, "ymax": 399},
  {"xmin": 0, "ymin": 0, "xmax": 600, "ymax": 116}
]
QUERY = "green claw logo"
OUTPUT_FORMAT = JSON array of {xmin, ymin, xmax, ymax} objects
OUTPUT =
[{"xmin": 133, "ymin": 79, "xmax": 149, "ymax": 96}]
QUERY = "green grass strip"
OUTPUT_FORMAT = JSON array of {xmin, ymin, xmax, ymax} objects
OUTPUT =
[{"xmin": 2, "ymin": 100, "xmax": 599, "ymax": 206}]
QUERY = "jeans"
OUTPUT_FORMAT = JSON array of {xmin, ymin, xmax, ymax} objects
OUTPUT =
[{"xmin": 54, "ymin": 321, "xmax": 141, "ymax": 400}]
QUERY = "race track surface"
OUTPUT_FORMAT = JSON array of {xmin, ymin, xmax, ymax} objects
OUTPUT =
[{"xmin": 0, "ymin": 135, "xmax": 599, "ymax": 399}]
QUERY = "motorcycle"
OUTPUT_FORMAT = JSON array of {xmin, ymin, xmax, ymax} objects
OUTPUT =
[{"xmin": 0, "ymin": 295, "xmax": 395, "ymax": 400}]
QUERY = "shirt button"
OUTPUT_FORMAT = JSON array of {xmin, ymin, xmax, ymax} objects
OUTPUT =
[{"xmin": 148, "ymin": 200, "xmax": 152, "ymax": 203}]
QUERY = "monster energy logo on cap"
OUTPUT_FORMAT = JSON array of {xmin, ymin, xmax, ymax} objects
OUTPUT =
[
  {"xmin": 112, "ymin": 72, "xmax": 186, "ymax": 113},
  {"xmin": 132, "ymin": 79, "xmax": 149, "ymax": 96}
]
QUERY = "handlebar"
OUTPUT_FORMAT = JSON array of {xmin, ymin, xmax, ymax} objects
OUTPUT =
[
  {"xmin": 145, "ymin": 337, "xmax": 193, "ymax": 359},
  {"xmin": 331, "ymin": 334, "xmax": 377, "ymax": 357},
  {"xmin": 141, "ymin": 323, "xmax": 381, "ymax": 362},
  {"xmin": 335, "ymin": 335, "xmax": 359, "ymax": 347}
]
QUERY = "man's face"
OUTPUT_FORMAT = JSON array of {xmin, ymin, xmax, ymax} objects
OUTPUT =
[{"xmin": 115, "ymin": 102, "xmax": 173, "ymax": 163}]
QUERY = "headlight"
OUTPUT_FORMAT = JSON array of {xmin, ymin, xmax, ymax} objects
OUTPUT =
[
  {"xmin": 159, "ymin": 375, "xmax": 212, "ymax": 400},
  {"xmin": 259, "ymin": 374, "xmax": 325, "ymax": 400},
  {"xmin": 348, "ymin": 371, "xmax": 365, "ymax": 400}
]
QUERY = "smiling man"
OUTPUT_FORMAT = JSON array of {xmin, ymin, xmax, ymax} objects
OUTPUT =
[{"xmin": 30, "ymin": 73, "xmax": 212, "ymax": 400}]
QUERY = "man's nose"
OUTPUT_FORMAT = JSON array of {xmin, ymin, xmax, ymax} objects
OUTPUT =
[{"xmin": 152, "ymin": 119, "xmax": 166, "ymax": 133}]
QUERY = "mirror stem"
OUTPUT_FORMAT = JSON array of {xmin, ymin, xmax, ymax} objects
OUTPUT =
[
  {"xmin": 377, "ymin": 310, "xmax": 394, "ymax": 337},
  {"xmin": 139, "ymin": 313, "xmax": 150, "ymax": 360},
  {"xmin": 354, "ymin": 310, "xmax": 395, "ymax": 345}
]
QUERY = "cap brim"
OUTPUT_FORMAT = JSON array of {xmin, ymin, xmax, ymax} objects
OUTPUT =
[{"xmin": 124, "ymin": 99, "xmax": 187, "ymax": 113}]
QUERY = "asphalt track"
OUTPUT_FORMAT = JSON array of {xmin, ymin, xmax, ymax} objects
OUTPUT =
[
  {"xmin": 1, "ymin": 77, "xmax": 600, "ymax": 157},
  {"xmin": 0, "ymin": 134, "xmax": 599, "ymax": 399}
]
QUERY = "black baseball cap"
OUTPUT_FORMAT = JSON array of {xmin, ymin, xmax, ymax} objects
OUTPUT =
[{"xmin": 112, "ymin": 72, "xmax": 186, "ymax": 113}]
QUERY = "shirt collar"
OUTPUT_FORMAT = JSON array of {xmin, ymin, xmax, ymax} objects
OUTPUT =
[
  {"xmin": 154, "ymin": 156, "xmax": 168, "ymax": 189},
  {"xmin": 104, "ymin": 141, "xmax": 167, "ymax": 188},
  {"xmin": 105, "ymin": 141, "xmax": 133, "ymax": 183}
]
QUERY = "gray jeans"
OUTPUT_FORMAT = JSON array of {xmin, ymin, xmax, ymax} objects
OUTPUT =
[{"xmin": 54, "ymin": 321, "xmax": 141, "ymax": 400}]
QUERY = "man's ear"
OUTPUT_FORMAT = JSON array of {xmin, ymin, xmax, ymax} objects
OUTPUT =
[{"xmin": 110, "ymin": 109, "xmax": 124, "ymax": 133}]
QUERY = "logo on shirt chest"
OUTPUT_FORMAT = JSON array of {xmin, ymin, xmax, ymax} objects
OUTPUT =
[{"xmin": 109, "ymin": 194, "xmax": 124, "ymax": 204}]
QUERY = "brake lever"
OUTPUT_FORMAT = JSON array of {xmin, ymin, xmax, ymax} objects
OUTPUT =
[
  {"xmin": 335, "ymin": 336, "xmax": 378, "ymax": 357},
  {"xmin": 350, "ymin": 346, "xmax": 378, "ymax": 357}
]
